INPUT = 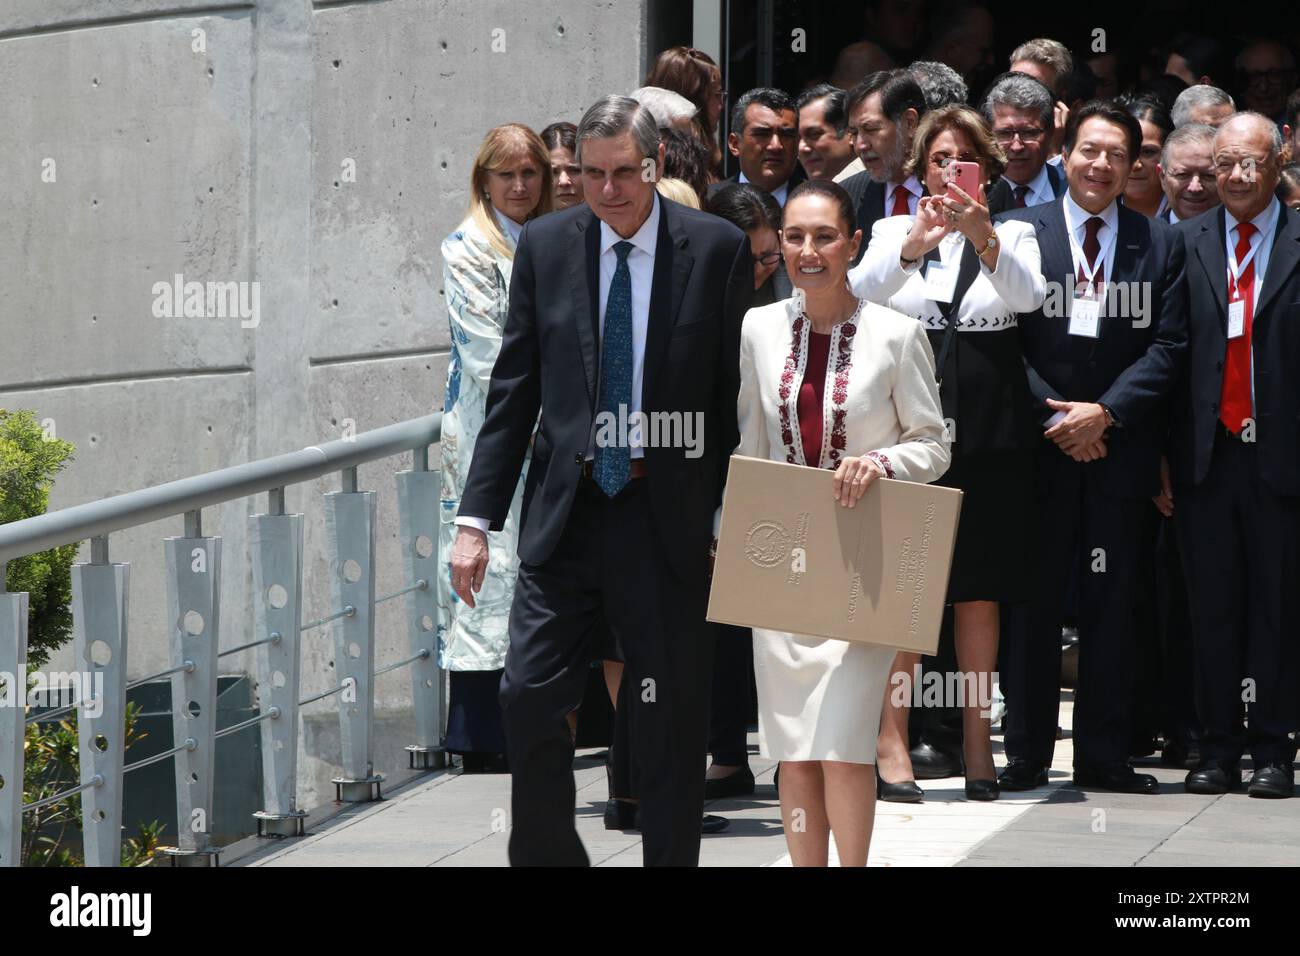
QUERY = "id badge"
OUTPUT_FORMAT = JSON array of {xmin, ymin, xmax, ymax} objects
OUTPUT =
[
  {"xmin": 924, "ymin": 260, "xmax": 958, "ymax": 303},
  {"xmin": 1227, "ymin": 298, "xmax": 1245, "ymax": 339},
  {"xmin": 1069, "ymin": 295, "xmax": 1101, "ymax": 338}
]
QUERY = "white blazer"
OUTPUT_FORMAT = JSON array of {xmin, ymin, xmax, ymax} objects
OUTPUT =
[
  {"xmin": 848, "ymin": 216, "xmax": 1046, "ymax": 329},
  {"xmin": 732, "ymin": 297, "xmax": 951, "ymax": 497}
]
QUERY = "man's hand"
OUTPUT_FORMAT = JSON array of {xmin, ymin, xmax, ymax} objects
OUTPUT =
[
  {"xmin": 1152, "ymin": 454, "xmax": 1174, "ymax": 518},
  {"xmin": 833, "ymin": 454, "xmax": 884, "ymax": 507},
  {"xmin": 1044, "ymin": 399, "xmax": 1109, "ymax": 456},
  {"xmin": 1068, "ymin": 437, "xmax": 1108, "ymax": 462},
  {"xmin": 450, "ymin": 527, "xmax": 490, "ymax": 609}
]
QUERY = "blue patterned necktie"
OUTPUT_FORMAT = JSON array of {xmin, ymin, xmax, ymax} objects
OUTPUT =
[{"xmin": 594, "ymin": 240, "xmax": 634, "ymax": 497}]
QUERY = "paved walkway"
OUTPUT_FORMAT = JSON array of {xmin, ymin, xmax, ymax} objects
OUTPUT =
[{"xmin": 235, "ymin": 696, "xmax": 1299, "ymax": 867}]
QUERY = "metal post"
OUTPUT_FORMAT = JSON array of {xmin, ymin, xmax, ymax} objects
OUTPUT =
[
  {"xmin": 395, "ymin": 463, "xmax": 446, "ymax": 770},
  {"xmin": 249, "ymin": 510, "xmax": 308, "ymax": 837},
  {"xmin": 159, "ymin": 528, "xmax": 222, "ymax": 867},
  {"xmin": 71, "ymin": 540, "xmax": 129, "ymax": 867},
  {"xmin": 323, "ymin": 479, "xmax": 382, "ymax": 802},
  {"xmin": 0, "ymin": 587, "xmax": 29, "ymax": 867}
]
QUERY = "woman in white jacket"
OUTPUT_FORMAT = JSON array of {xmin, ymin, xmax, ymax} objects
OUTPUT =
[
  {"xmin": 733, "ymin": 179, "xmax": 950, "ymax": 865},
  {"xmin": 848, "ymin": 105, "xmax": 1046, "ymax": 801}
]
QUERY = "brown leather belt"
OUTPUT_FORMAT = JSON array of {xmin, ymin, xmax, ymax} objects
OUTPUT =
[{"xmin": 580, "ymin": 457, "xmax": 647, "ymax": 480}]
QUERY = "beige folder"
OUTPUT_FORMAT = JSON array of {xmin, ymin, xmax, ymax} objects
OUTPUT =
[{"xmin": 707, "ymin": 455, "xmax": 962, "ymax": 655}]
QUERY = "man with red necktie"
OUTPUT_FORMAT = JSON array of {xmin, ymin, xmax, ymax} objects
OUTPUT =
[
  {"xmin": 1170, "ymin": 111, "xmax": 1300, "ymax": 799},
  {"xmin": 995, "ymin": 101, "xmax": 1188, "ymax": 795}
]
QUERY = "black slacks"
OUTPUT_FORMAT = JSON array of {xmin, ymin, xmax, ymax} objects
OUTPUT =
[
  {"xmin": 499, "ymin": 476, "xmax": 714, "ymax": 866},
  {"xmin": 708, "ymin": 622, "xmax": 754, "ymax": 766},
  {"xmin": 1003, "ymin": 447, "xmax": 1148, "ymax": 768},
  {"xmin": 1175, "ymin": 430, "xmax": 1300, "ymax": 764}
]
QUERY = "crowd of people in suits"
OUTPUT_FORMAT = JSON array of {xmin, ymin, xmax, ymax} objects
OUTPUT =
[{"xmin": 435, "ymin": 30, "xmax": 1300, "ymax": 866}]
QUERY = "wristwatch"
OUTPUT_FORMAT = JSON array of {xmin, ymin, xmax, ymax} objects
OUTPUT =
[
  {"xmin": 1100, "ymin": 403, "xmax": 1119, "ymax": 428},
  {"xmin": 978, "ymin": 230, "xmax": 999, "ymax": 255}
]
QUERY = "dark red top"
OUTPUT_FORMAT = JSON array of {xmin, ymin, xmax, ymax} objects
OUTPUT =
[{"xmin": 797, "ymin": 331, "xmax": 831, "ymax": 465}]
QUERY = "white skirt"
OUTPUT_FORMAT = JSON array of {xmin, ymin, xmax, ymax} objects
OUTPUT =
[{"xmin": 753, "ymin": 629, "xmax": 898, "ymax": 764}]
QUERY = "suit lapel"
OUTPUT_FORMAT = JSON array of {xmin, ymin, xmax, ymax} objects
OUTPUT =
[
  {"xmin": 1037, "ymin": 196, "xmax": 1074, "ymax": 293},
  {"xmin": 1111, "ymin": 205, "xmax": 1143, "ymax": 285},
  {"xmin": 1046, "ymin": 161, "xmax": 1065, "ymax": 198},
  {"xmin": 569, "ymin": 208, "xmax": 601, "ymax": 408},
  {"xmin": 642, "ymin": 199, "xmax": 695, "ymax": 408},
  {"xmin": 1253, "ymin": 203, "xmax": 1300, "ymax": 321},
  {"xmin": 1194, "ymin": 208, "xmax": 1229, "ymax": 328}
]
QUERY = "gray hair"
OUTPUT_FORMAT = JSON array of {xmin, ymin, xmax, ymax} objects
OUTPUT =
[
  {"xmin": 1171, "ymin": 85, "xmax": 1234, "ymax": 128},
  {"xmin": 629, "ymin": 86, "xmax": 699, "ymax": 128},
  {"xmin": 576, "ymin": 95, "xmax": 662, "ymax": 165},
  {"xmin": 980, "ymin": 72, "xmax": 1054, "ymax": 130},
  {"xmin": 1160, "ymin": 122, "xmax": 1216, "ymax": 170},
  {"xmin": 908, "ymin": 61, "xmax": 968, "ymax": 109},
  {"xmin": 1215, "ymin": 111, "xmax": 1284, "ymax": 156}
]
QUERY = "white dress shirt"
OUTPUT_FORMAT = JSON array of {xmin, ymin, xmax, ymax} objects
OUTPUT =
[
  {"xmin": 885, "ymin": 175, "xmax": 923, "ymax": 217},
  {"xmin": 1223, "ymin": 195, "xmax": 1280, "ymax": 405},
  {"xmin": 1062, "ymin": 191, "xmax": 1120, "ymax": 287},
  {"xmin": 492, "ymin": 204, "xmax": 524, "ymax": 245},
  {"xmin": 738, "ymin": 170, "xmax": 790, "ymax": 207},
  {"xmin": 455, "ymin": 195, "xmax": 662, "ymax": 534},
  {"xmin": 1007, "ymin": 162, "xmax": 1056, "ymax": 208}
]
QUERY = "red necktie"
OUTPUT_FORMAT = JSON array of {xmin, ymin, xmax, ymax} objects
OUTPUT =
[
  {"xmin": 1220, "ymin": 222, "xmax": 1258, "ymax": 433},
  {"xmin": 1012, "ymin": 185, "xmax": 1028, "ymax": 208},
  {"xmin": 891, "ymin": 184, "xmax": 911, "ymax": 216},
  {"xmin": 1076, "ymin": 216, "xmax": 1104, "ymax": 296}
]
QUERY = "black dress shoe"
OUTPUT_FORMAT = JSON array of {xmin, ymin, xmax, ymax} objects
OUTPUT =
[
  {"xmin": 1185, "ymin": 760, "xmax": 1242, "ymax": 794},
  {"xmin": 604, "ymin": 799, "xmax": 638, "ymax": 830},
  {"xmin": 700, "ymin": 813, "xmax": 730, "ymax": 833},
  {"xmin": 965, "ymin": 778, "xmax": 1000, "ymax": 801},
  {"xmin": 908, "ymin": 741, "xmax": 963, "ymax": 780},
  {"xmin": 626, "ymin": 807, "xmax": 731, "ymax": 833},
  {"xmin": 997, "ymin": 759, "xmax": 1049, "ymax": 791},
  {"xmin": 1073, "ymin": 762, "xmax": 1159, "ymax": 794},
  {"xmin": 459, "ymin": 751, "xmax": 509, "ymax": 773},
  {"xmin": 877, "ymin": 775, "xmax": 924, "ymax": 803},
  {"xmin": 1248, "ymin": 762, "xmax": 1295, "ymax": 799},
  {"xmin": 704, "ymin": 765, "xmax": 755, "ymax": 800}
]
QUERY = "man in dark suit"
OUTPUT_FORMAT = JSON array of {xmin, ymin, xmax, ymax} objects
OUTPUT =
[
  {"xmin": 995, "ymin": 101, "xmax": 1188, "ymax": 794},
  {"xmin": 839, "ymin": 68, "xmax": 927, "ymax": 265},
  {"xmin": 450, "ymin": 97, "xmax": 752, "ymax": 865},
  {"xmin": 1170, "ymin": 112, "xmax": 1300, "ymax": 798},
  {"xmin": 706, "ymin": 87, "xmax": 803, "ymax": 298},
  {"xmin": 982, "ymin": 72, "xmax": 1068, "ymax": 215}
]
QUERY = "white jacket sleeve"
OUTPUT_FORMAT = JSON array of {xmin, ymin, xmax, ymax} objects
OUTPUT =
[
  {"xmin": 868, "ymin": 322, "xmax": 951, "ymax": 484},
  {"xmin": 849, "ymin": 216, "xmax": 921, "ymax": 304},
  {"xmin": 977, "ymin": 220, "xmax": 1047, "ymax": 314}
]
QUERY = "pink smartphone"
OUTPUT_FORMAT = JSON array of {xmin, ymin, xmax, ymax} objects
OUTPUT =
[{"xmin": 946, "ymin": 161, "xmax": 980, "ymax": 201}]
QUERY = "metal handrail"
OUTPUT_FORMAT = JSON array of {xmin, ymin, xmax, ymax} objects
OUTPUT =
[{"xmin": 0, "ymin": 414, "xmax": 441, "ymax": 564}]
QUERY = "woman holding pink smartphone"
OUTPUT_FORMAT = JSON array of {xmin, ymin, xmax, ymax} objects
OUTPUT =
[{"xmin": 849, "ymin": 105, "xmax": 1047, "ymax": 802}]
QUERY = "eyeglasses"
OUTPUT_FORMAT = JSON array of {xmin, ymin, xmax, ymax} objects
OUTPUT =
[
  {"xmin": 930, "ymin": 152, "xmax": 978, "ymax": 169},
  {"xmin": 993, "ymin": 128, "xmax": 1045, "ymax": 145},
  {"xmin": 754, "ymin": 251, "xmax": 783, "ymax": 266}
]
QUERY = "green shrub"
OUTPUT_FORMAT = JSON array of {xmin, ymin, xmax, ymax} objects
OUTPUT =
[{"xmin": 0, "ymin": 408, "xmax": 79, "ymax": 671}]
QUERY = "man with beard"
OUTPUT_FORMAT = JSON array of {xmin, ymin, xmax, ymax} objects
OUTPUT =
[{"xmin": 839, "ymin": 68, "xmax": 927, "ymax": 265}]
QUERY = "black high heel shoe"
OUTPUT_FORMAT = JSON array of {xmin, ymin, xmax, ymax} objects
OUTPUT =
[
  {"xmin": 964, "ymin": 778, "xmax": 1000, "ymax": 801},
  {"xmin": 877, "ymin": 772, "xmax": 924, "ymax": 803}
]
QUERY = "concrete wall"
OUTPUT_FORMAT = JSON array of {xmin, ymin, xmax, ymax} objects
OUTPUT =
[{"xmin": 1, "ymin": 0, "xmax": 649, "ymax": 814}]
